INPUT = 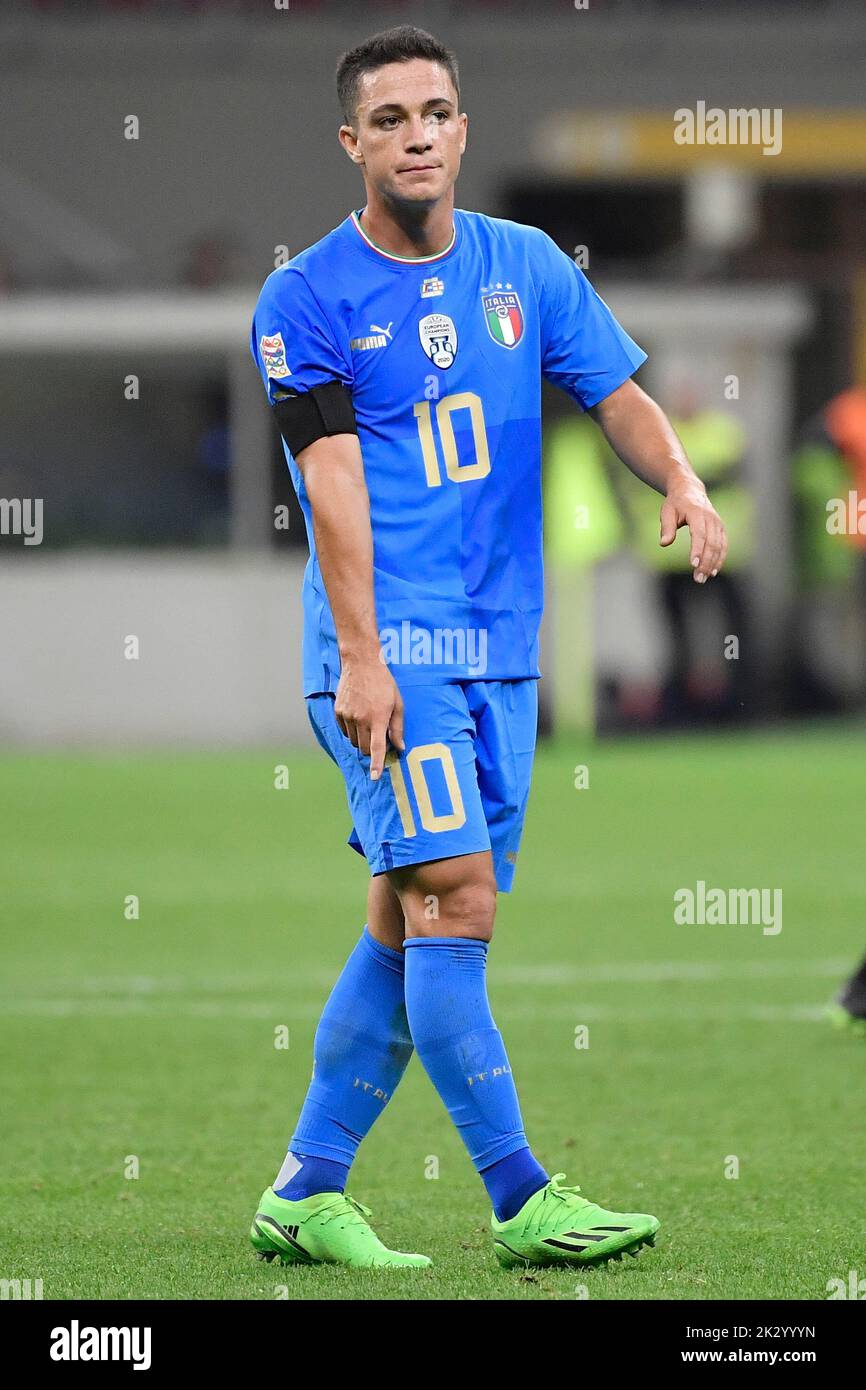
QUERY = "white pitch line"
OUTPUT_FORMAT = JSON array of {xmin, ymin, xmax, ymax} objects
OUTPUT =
[
  {"xmin": 0, "ymin": 999, "xmax": 839, "ymax": 1023},
  {"xmin": 0, "ymin": 998, "xmax": 317, "ymax": 1019},
  {"xmin": 1, "ymin": 957, "xmax": 852, "ymax": 1000},
  {"xmin": 0, "ymin": 959, "xmax": 855, "ymax": 1023}
]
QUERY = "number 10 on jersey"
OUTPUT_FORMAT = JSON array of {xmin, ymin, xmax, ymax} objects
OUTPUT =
[{"xmin": 413, "ymin": 392, "xmax": 491, "ymax": 488}]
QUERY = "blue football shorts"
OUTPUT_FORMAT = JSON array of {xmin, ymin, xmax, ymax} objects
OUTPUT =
[{"xmin": 306, "ymin": 678, "xmax": 538, "ymax": 893}]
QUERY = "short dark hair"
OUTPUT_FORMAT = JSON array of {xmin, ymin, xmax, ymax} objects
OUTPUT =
[{"xmin": 336, "ymin": 25, "xmax": 460, "ymax": 127}]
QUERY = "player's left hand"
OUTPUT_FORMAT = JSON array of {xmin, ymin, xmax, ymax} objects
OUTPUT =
[{"xmin": 660, "ymin": 484, "xmax": 727, "ymax": 584}]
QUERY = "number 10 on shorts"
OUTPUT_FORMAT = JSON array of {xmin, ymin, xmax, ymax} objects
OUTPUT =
[{"xmin": 386, "ymin": 743, "xmax": 466, "ymax": 836}]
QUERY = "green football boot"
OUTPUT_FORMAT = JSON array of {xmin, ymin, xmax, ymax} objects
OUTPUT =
[
  {"xmin": 491, "ymin": 1172, "xmax": 660, "ymax": 1269},
  {"xmin": 828, "ymin": 1001, "xmax": 866, "ymax": 1038},
  {"xmin": 250, "ymin": 1186, "xmax": 432, "ymax": 1270}
]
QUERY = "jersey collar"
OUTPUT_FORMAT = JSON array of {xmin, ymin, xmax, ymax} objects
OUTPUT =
[{"xmin": 350, "ymin": 208, "xmax": 459, "ymax": 264}]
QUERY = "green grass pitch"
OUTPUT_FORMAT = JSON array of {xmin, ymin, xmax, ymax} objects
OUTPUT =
[{"xmin": 1, "ymin": 723, "xmax": 864, "ymax": 1301}]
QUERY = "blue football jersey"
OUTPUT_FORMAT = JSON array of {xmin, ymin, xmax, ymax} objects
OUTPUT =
[{"xmin": 251, "ymin": 208, "xmax": 646, "ymax": 694}]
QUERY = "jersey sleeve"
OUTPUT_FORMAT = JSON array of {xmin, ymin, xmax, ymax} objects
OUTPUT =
[
  {"xmin": 250, "ymin": 265, "xmax": 353, "ymax": 404},
  {"xmin": 537, "ymin": 231, "xmax": 647, "ymax": 410}
]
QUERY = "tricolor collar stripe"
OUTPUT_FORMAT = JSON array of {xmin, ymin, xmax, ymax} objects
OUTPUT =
[{"xmin": 351, "ymin": 210, "xmax": 457, "ymax": 263}]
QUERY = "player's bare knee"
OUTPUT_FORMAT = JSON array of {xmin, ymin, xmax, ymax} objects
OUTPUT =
[
  {"xmin": 394, "ymin": 856, "xmax": 497, "ymax": 941},
  {"xmin": 441, "ymin": 880, "xmax": 496, "ymax": 941},
  {"xmin": 366, "ymin": 874, "xmax": 406, "ymax": 953}
]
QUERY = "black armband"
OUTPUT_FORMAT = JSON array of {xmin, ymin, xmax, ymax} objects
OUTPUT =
[{"xmin": 272, "ymin": 380, "xmax": 357, "ymax": 456}]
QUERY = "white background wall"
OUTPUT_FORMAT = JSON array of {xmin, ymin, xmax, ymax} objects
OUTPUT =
[{"xmin": 0, "ymin": 553, "xmax": 315, "ymax": 746}]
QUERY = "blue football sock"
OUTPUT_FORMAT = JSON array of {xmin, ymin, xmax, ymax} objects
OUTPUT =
[
  {"xmin": 403, "ymin": 936, "xmax": 548, "ymax": 1219},
  {"xmin": 273, "ymin": 1150, "xmax": 349, "ymax": 1199},
  {"xmin": 480, "ymin": 1146, "xmax": 549, "ymax": 1222},
  {"xmin": 273, "ymin": 925, "xmax": 413, "ymax": 1200}
]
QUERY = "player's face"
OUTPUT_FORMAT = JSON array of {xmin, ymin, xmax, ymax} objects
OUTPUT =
[{"xmin": 344, "ymin": 59, "xmax": 466, "ymax": 206}]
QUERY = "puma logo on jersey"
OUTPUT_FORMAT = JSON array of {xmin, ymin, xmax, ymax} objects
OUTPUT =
[{"xmin": 350, "ymin": 322, "xmax": 393, "ymax": 352}]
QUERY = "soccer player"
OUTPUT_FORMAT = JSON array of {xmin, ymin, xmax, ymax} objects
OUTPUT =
[
  {"xmin": 830, "ymin": 952, "xmax": 866, "ymax": 1037},
  {"xmin": 248, "ymin": 26, "xmax": 727, "ymax": 1271}
]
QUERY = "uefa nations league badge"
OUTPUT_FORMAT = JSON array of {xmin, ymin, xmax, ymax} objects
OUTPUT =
[
  {"xmin": 260, "ymin": 332, "xmax": 292, "ymax": 379},
  {"xmin": 418, "ymin": 312, "xmax": 458, "ymax": 369}
]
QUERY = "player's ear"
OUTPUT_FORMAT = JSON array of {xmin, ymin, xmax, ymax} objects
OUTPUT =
[{"xmin": 338, "ymin": 124, "xmax": 364, "ymax": 165}]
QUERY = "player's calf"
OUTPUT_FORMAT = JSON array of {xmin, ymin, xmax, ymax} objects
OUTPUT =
[{"xmin": 392, "ymin": 854, "xmax": 551, "ymax": 1228}]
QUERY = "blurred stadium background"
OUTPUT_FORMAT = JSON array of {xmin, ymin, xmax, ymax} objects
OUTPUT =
[{"xmin": 3, "ymin": 0, "xmax": 866, "ymax": 1302}]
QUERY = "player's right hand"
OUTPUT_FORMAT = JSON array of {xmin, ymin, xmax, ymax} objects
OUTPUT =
[{"xmin": 334, "ymin": 658, "xmax": 405, "ymax": 781}]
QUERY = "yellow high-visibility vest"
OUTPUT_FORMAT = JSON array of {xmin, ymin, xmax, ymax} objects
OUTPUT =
[
  {"xmin": 793, "ymin": 443, "xmax": 859, "ymax": 587},
  {"xmin": 619, "ymin": 410, "xmax": 754, "ymax": 572},
  {"xmin": 544, "ymin": 416, "xmax": 626, "ymax": 568}
]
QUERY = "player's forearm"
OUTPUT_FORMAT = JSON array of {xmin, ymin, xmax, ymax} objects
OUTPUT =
[
  {"xmin": 298, "ymin": 435, "xmax": 381, "ymax": 663},
  {"xmin": 590, "ymin": 379, "xmax": 707, "ymax": 499}
]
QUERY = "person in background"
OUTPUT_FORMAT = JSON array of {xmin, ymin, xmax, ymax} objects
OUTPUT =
[
  {"xmin": 813, "ymin": 384, "xmax": 866, "ymax": 1034},
  {"xmin": 790, "ymin": 384, "xmax": 866, "ymax": 712},
  {"xmin": 618, "ymin": 381, "xmax": 753, "ymax": 724}
]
